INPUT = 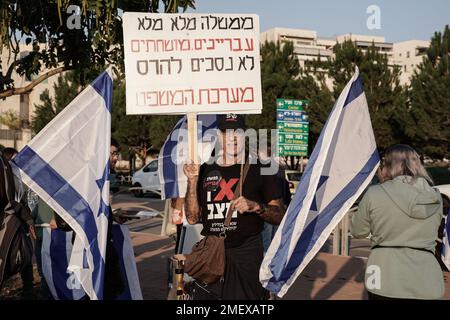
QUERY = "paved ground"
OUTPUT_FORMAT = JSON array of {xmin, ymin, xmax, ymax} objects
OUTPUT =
[
  {"xmin": 130, "ymin": 231, "xmax": 450, "ymax": 300},
  {"xmin": 1, "ymin": 191, "xmax": 447, "ymax": 300},
  {"xmin": 115, "ymin": 193, "xmax": 450, "ymax": 300},
  {"xmin": 113, "ymin": 193, "xmax": 378, "ymax": 300}
]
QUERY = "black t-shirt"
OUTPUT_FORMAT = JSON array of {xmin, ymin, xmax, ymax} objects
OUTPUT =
[{"xmin": 197, "ymin": 161, "xmax": 282, "ymax": 248}]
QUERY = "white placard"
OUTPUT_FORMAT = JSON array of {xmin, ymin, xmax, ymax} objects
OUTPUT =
[{"xmin": 123, "ymin": 13, "xmax": 262, "ymax": 115}]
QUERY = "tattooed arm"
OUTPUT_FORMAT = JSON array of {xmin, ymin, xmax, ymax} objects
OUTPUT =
[
  {"xmin": 183, "ymin": 164, "xmax": 201, "ymax": 225},
  {"xmin": 231, "ymin": 197, "xmax": 286, "ymax": 225},
  {"xmin": 258, "ymin": 198, "xmax": 285, "ymax": 225}
]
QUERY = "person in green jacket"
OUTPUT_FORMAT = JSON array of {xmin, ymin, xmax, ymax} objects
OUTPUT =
[
  {"xmin": 32, "ymin": 197, "xmax": 56, "ymax": 299},
  {"xmin": 352, "ymin": 144, "xmax": 444, "ymax": 300}
]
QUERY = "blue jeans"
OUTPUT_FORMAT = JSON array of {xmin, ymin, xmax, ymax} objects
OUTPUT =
[{"xmin": 262, "ymin": 222, "xmax": 278, "ymax": 255}]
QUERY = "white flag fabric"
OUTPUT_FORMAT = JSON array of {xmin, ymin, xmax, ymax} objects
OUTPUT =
[
  {"xmin": 12, "ymin": 70, "xmax": 113, "ymax": 300},
  {"xmin": 41, "ymin": 225, "xmax": 143, "ymax": 300},
  {"xmin": 260, "ymin": 67, "xmax": 380, "ymax": 297},
  {"xmin": 442, "ymin": 208, "xmax": 450, "ymax": 271},
  {"xmin": 41, "ymin": 228, "xmax": 86, "ymax": 300},
  {"xmin": 158, "ymin": 114, "xmax": 218, "ymax": 199}
]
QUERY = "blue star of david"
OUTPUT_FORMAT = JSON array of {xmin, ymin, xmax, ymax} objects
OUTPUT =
[{"xmin": 96, "ymin": 161, "xmax": 110, "ymax": 218}]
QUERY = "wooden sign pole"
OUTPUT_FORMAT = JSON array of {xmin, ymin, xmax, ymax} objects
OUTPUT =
[{"xmin": 187, "ymin": 112, "xmax": 198, "ymax": 164}]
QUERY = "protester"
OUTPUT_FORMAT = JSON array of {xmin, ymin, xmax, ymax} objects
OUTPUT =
[
  {"xmin": 102, "ymin": 138, "xmax": 126, "ymax": 299},
  {"xmin": 0, "ymin": 148, "xmax": 36, "ymax": 298},
  {"xmin": 52, "ymin": 138, "xmax": 126, "ymax": 300},
  {"xmin": 182, "ymin": 114, "xmax": 285, "ymax": 300},
  {"xmin": 5, "ymin": 148, "xmax": 57, "ymax": 299},
  {"xmin": 172, "ymin": 197, "xmax": 185, "ymax": 253},
  {"xmin": 33, "ymin": 198, "xmax": 57, "ymax": 299},
  {"xmin": 351, "ymin": 144, "xmax": 445, "ymax": 300},
  {"xmin": 2, "ymin": 148, "xmax": 36, "ymax": 299}
]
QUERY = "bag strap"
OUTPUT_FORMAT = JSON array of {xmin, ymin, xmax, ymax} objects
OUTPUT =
[{"xmin": 223, "ymin": 162, "xmax": 250, "ymax": 228}]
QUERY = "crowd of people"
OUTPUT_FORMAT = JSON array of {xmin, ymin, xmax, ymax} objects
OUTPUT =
[
  {"xmin": 0, "ymin": 139, "xmax": 127, "ymax": 300},
  {"xmin": 0, "ymin": 114, "xmax": 448, "ymax": 301}
]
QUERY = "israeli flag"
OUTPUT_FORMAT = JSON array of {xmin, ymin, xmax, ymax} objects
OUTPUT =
[
  {"xmin": 110, "ymin": 224, "xmax": 143, "ymax": 300},
  {"xmin": 158, "ymin": 115, "xmax": 218, "ymax": 199},
  {"xmin": 41, "ymin": 225, "xmax": 143, "ymax": 300},
  {"xmin": 442, "ymin": 208, "xmax": 450, "ymax": 271},
  {"xmin": 41, "ymin": 228, "xmax": 86, "ymax": 300},
  {"xmin": 260, "ymin": 67, "xmax": 380, "ymax": 297},
  {"xmin": 12, "ymin": 70, "xmax": 113, "ymax": 300}
]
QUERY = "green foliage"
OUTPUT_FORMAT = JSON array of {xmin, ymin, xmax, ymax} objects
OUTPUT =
[
  {"xmin": 0, "ymin": 0, "xmax": 196, "ymax": 94},
  {"xmin": 316, "ymin": 40, "xmax": 408, "ymax": 152},
  {"xmin": 297, "ymin": 65, "xmax": 334, "ymax": 151},
  {"xmin": 0, "ymin": 109, "xmax": 21, "ymax": 130},
  {"xmin": 31, "ymin": 72, "xmax": 81, "ymax": 133},
  {"xmin": 111, "ymin": 81, "xmax": 181, "ymax": 159},
  {"xmin": 31, "ymin": 71, "xmax": 182, "ymax": 163},
  {"xmin": 408, "ymin": 25, "xmax": 450, "ymax": 158},
  {"xmin": 248, "ymin": 41, "xmax": 303, "ymax": 131}
]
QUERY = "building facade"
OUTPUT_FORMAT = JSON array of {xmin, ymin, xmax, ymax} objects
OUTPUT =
[
  {"xmin": 393, "ymin": 40, "xmax": 430, "ymax": 85},
  {"xmin": 0, "ymin": 30, "xmax": 430, "ymax": 150},
  {"xmin": 0, "ymin": 44, "xmax": 61, "ymax": 150},
  {"xmin": 261, "ymin": 28, "xmax": 429, "ymax": 86}
]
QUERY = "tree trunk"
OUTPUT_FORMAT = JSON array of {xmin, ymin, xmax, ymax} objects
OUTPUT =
[{"xmin": 13, "ymin": 130, "xmax": 17, "ymax": 149}]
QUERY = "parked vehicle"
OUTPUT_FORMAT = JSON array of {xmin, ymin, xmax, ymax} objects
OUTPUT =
[
  {"xmin": 131, "ymin": 159, "xmax": 161, "ymax": 197},
  {"xmin": 285, "ymin": 170, "xmax": 302, "ymax": 194}
]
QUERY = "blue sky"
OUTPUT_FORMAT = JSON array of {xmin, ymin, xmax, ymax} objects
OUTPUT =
[{"xmin": 188, "ymin": 0, "xmax": 450, "ymax": 42}]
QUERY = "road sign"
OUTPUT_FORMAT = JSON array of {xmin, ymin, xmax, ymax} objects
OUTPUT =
[
  {"xmin": 276, "ymin": 121, "xmax": 309, "ymax": 133},
  {"xmin": 277, "ymin": 145, "xmax": 308, "ymax": 157},
  {"xmin": 276, "ymin": 98, "xmax": 309, "ymax": 157},
  {"xmin": 278, "ymin": 132, "xmax": 308, "ymax": 144},
  {"xmin": 276, "ymin": 110, "xmax": 309, "ymax": 122},
  {"xmin": 276, "ymin": 99, "xmax": 306, "ymax": 111}
]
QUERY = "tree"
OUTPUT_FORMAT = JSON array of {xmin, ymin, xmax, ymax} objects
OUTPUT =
[
  {"xmin": 408, "ymin": 25, "xmax": 450, "ymax": 158},
  {"xmin": 31, "ymin": 71, "xmax": 180, "ymax": 166},
  {"xmin": 313, "ymin": 40, "xmax": 409, "ymax": 152},
  {"xmin": 0, "ymin": 109, "xmax": 21, "ymax": 148},
  {"xmin": 255, "ymin": 41, "xmax": 335, "ymax": 169},
  {"xmin": 111, "ymin": 80, "xmax": 151, "ymax": 164},
  {"xmin": 111, "ymin": 81, "xmax": 181, "ymax": 165},
  {"xmin": 249, "ymin": 41, "xmax": 302, "ymax": 131},
  {"xmin": 297, "ymin": 61, "xmax": 334, "ymax": 155},
  {"xmin": 252, "ymin": 41, "xmax": 305, "ymax": 169},
  {"xmin": 31, "ymin": 71, "xmax": 80, "ymax": 133},
  {"xmin": 0, "ymin": 0, "xmax": 195, "ymax": 99}
]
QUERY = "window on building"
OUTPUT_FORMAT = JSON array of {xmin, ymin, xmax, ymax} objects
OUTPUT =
[
  {"xmin": 19, "ymin": 93, "xmax": 30, "ymax": 123},
  {"xmin": 406, "ymin": 51, "xmax": 410, "ymax": 58},
  {"xmin": 296, "ymin": 40, "xmax": 312, "ymax": 46},
  {"xmin": 416, "ymin": 47, "xmax": 427, "ymax": 56}
]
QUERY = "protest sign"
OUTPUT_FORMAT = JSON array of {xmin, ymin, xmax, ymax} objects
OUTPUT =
[{"xmin": 123, "ymin": 13, "xmax": 262, "ymax": 115}]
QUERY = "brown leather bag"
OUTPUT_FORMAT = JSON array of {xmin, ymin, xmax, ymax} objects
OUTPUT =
[{"xmin": 184, "ymin": 163, "xmax": 250, "ymax": 284}]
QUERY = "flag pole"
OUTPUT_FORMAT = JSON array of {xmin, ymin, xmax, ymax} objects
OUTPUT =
[{"xmin": 187, "ymin": 112, "xmax": 199, "ymax": 164}]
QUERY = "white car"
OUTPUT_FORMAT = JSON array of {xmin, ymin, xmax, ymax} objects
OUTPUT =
[{"xmin": 131, "ymin": 159, "xmax": 161, "ymax": 197}]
